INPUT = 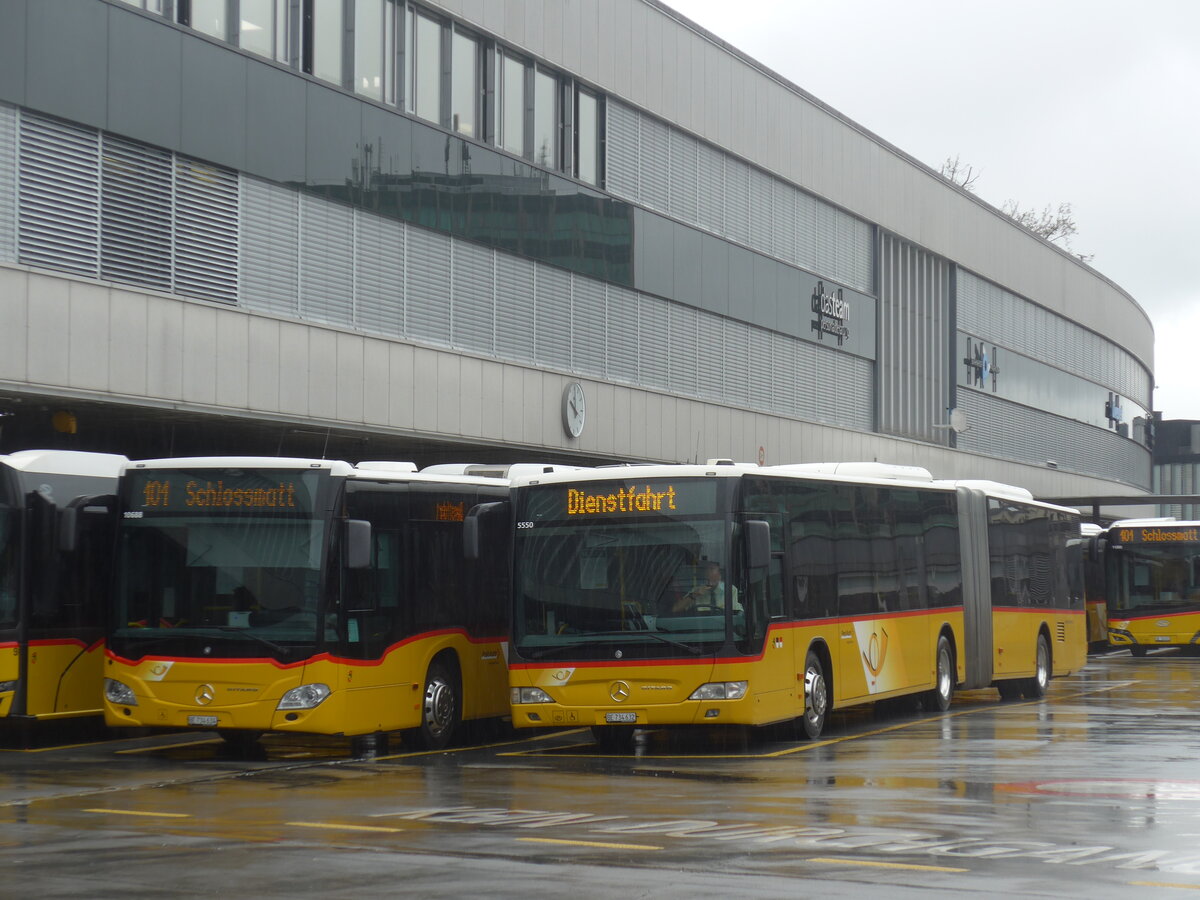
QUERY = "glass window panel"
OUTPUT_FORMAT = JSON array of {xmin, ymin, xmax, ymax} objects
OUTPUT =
[
  {"xmin": 383, "ymin": 0, "xmax": 396, "ymax": 104},
  {"xmin": 576, "ymin": 88, "xmax": 598, "ymax": 184},
  {"xmin": 533, "ymin": 69, "xmax": 557, "ymax": 169},
  {"xmin": 190, "ymin": 0, "xmax": 227, "ymax": 39},
  {"xmin": 355, "ymin": 0, "xmax": 384, "ymax": 100},
  {"xmin": 312, "ymin": 0, "xmax": 344, "ymax": 85},
  {"xmin": 240, "ymin": 0, "xmax": 275, "ymax": 58},
  {"xmin": 500, "ymin": 53, "xmax": 526, "ymax": 155},
  {"xmin": 414, "ymin": 12, "xmax": 442, "ymax": 124},
  {"xmin": 451, "ymin": 31, "xmax": 477, "ymax": 136}
]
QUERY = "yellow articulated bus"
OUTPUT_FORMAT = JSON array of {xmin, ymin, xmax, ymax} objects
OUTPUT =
[
  {"xmin": 103, "ymin": 456, "xmax": 521, "ymax": 752},
  {"xmin": 1, "ymin": 450, "xmax": 126, "ymax": 729},
  {"xmin": 505, "ymin": 461, "xmax": 1087, "ymax": 749},
  {"xmin": 1079, "ymin": 523, "xmax": 1110, "ymax": 650},
  {"xmin": 1103, "ymin": 518, "xmax": 1200, "ymax": 656}
]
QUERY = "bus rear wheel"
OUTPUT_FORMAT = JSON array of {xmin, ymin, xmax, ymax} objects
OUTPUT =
[
  {"xmin": 924, "ymin": 635, "xmax": 954, "ymax": 712},
  {"xmin": 799, "ymin": 649, "xmax": 828, "ymax": 740},
  {"xmin": 1022, "ymin": 633, "xmax": 1051, "ymax": 699},
  {"xmin": 405, "ymin": 659, "xmax": 460, "ymax": 751}
]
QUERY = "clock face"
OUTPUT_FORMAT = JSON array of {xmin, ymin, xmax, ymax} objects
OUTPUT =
[{"xmin": 562, "ymin": 382, "xmax": 586, "ymax": 438}]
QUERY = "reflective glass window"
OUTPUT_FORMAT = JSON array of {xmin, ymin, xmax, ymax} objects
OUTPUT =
[
  {"xmin": 312, "ymin": 0, "xmax": 344, "ymax": 86},
  {"xmin": 355, "ymin": 0, "xmax": 384, "ymax": 100},
  {"xmin": 189, "ymin": 0, "xmax": 227, "ymax": 39},
  {"xmin": 533, "ymin": 68, "xmax": 558, "ymax": 168},
  {"xmin": 412, "ymin": 11, "xmax": 442, "ymax": 124},
  {"xmin": 575, "ymin": 87, "xmax": 598, "ymax": 185},
  {"xmin": 499, "ymin": 52, "xmax": 526, "ymax": 156},
  {"xmin": 451, "ymin": 30, "xmax": 478, "ymax": 137},
  {"xmin": 240, "ymin": 0, "xmax": 285, "ymax": 61}
]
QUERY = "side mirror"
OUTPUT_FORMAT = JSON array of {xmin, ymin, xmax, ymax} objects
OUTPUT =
[
  {"xmin": 345, "ymin": 519, "xmax": 372, "ymax": 570},
  {"xmin": 59, "ymin": 506, "xmax": 77, "ymax": 553},
  {"xmin": 744, "ymin": 519, "xmax": 771, "ymax": 570},
  {"xmin": 59, "ymin": 494, "xmax": 115, "ymax": 553},
  {"xmin": 464, "ymin": 501, "xmax": 509, "ymax": 560}
]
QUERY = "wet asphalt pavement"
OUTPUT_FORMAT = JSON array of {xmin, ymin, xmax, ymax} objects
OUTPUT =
[{"xmin": 2, "ymin": 651, "xmax": 1199, "ymax": 898}]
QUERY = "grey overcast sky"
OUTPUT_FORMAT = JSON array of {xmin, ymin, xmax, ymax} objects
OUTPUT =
[{"xmin": 663, "ymin": 0, "xmax": 1200, "ymax": 421}]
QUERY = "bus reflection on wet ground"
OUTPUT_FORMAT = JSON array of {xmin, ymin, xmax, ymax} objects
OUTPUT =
[{"xmin": 1, "ymin": 650, "xmax": 1198, "ymax": 899}]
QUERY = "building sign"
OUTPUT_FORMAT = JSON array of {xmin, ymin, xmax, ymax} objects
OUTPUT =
[
  {"xmin": 962, "ymin": 337, "xmax": 1000, "ymax": 391},
  {"xmin": 811, "ymin": 281, "xmax": 850, "ymax": 346}
]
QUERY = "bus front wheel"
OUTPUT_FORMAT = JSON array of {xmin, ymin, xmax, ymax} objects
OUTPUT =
[
  {"xmin": 405, "ymin": 659, "xmax": 460, "ymax": 751},
  {"xmin": 799, "ymin": 649, "xmax": 828, "ymax": 740}
]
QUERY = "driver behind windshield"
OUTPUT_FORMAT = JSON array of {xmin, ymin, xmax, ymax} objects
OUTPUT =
[{"xmin": 671, "ymin": 561, "xmax": 740, "ymax": 613}]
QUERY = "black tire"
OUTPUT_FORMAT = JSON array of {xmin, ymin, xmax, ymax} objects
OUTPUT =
[
  {"xmin": 405, "ymin": 659, "xmax": 460, "ymax": 751},
  {"xmin": 1130, "ymin": 645, "xmax": 1147, "ymax": 658},
  {"xmin": 591, "ymin": 725, "xmax": 636, "ymax": 753},
  {"xmin": 924, "ymin": 634, "xmax": 954, "ymax": 712},
  {"xmin": 1022, "ymin": 633, "xmax": 1051, "ymax": 699},
  {"xmin": 799, "ymin": 648, "xmax": 828, "ymax": 740}
]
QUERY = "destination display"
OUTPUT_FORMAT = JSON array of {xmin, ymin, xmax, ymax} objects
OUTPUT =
[
  {"xmin": 523, "ymin": 479, "xmax": 720, "ymax": 523},
  {"xmin": 1114, "ymin": 525, "xmax": 1200, "ymax": 545},
  {"xmin": 124, "ymin": 469, "xmax": 324, "ymax": 516}
]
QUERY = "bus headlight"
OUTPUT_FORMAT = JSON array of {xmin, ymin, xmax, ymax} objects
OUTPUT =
[
  {"xmin": 511, "ymin": 686, "xmax": 555, "ymax": 704},
  {"xmin": 276, "ymin": 683, "xmax": 331, "ymax": 710},
  {"xmin": 689, "ymin": 681, "xmax": 748, "ymax": 701},
  {"xmin": 104, "ymin": 678, "xmax": 138, "ymax": 706},
  {"xmin": 0, "ymin": 680, "xmax": 16, "ymax": 693}
]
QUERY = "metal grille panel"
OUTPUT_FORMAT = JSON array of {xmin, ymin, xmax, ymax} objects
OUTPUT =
[
  {"xmin": 298, "ymin": 194, "xmax": 353, "ymax": 326},
  {"xmin": 241, "ymin": 176, "xmax": 300, "ymax": 318},
  {"xmin": 101, "ymin": 136, "xmax": 172, "ymax": 292},
  {"xmin": 494, "ymin": 252, "xmax": 535, "ymax": 363},
  {"xmin": 571, "ymin": 275, "xmax": 607, "ymax": 377},
  {"xmin": 603, "ymin": 101, "xmax": 640, "ymax": 203},
  {"xmin": 0, "ymin": 104, "xmax": 16, "ymax": 263},
  {"xmin": 534, "ymin": 265, "xmax": 572, "ymax": 369},
  {"xmin": 174, "ymin": 156, "xmax": 238, "ymax": 303},
  {"xmin": 406, "ymin": 225, "xmax": 452, "ymax": 346},
  {"xmin": 353, "ymin": 209, "xmax": 404, "ymax": 336},
  {"xmin": 605, "ymin": 284, "xmax": 640, "ymax": 385},
  {"xmin": 18, "ymin": 113, "xmax": 100, "ymax": 277},
  {"xmin": 450, "ymin": 239, "xmax": 495, "ymax": 355}
]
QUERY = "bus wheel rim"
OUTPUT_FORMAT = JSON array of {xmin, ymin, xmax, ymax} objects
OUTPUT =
[{"xmin": 424, "ymin": 678, "xmax": 454, "ymax": 736}]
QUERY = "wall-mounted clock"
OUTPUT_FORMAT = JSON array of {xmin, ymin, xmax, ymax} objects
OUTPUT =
[{"xmin": 562, "ymin": 382, "xmax": 586, "ymax": 438}]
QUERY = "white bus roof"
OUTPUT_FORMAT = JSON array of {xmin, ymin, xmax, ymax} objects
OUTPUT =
[
  {"xmin": 124, "ymin": 456, "xmax": 537, "ymax": 488},
  {"xmin": 1108, "ymin": 518, "xmax": 1200, "ymax": 530},
  {"xmin": 2, "ymin": 449, "xmax": 129, "ymax": 478}
]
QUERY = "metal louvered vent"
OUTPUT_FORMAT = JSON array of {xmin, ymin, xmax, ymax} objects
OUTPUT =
[
  {"xmin": 0, "ymin": 104, "xmax": 15, "ymax": 262},
  {"xmin": 101, "ymin": 135, "xmax": 172, "ymax": 291},
  {"xmin": 240, "ymin": 176, "xmax": 300, "ymax": 317},
  {"xmin": 298, "ymin": 193, "xmax": 353, "ymax": 326},
  {"xmin": 18, "ymin": 113, "xmax": 100, "ymax": 277},
  {"xmin": 174, "ymin": 155, "xmax": 238, "ymax": 303}
]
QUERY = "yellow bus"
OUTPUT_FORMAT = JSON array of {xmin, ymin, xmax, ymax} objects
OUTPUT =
[
  {"xmin": 505, "ymin": 462, "xmax": 1087, "ymax": 748},
  {"xmin": 103, "ymin": 456, "xmax": 517, "ymax": 752},
  {"xmin": 1, "ymin": 450, "xmax": 126, "ymax": 729},
  {"xmin": 1103, "ymin": 519, "xmax": 1200, "ymax": 656},
  {"xmin": 1079, "ymin": 523, "xmax": 1109, "ymax": 649}
]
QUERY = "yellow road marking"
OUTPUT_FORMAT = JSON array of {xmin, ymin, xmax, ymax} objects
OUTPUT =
[
  {"xmin": 518, "ymin": 837, "xmax": 662, "ymax": 851},
  {"xmin": 287, "ymin": 821, "xmax": 405, "ymax": 834},
  {"xmin": 808, "ymin": 856, "xmax": 968, "ymax": 873},
  {"xmin": 1130, "ymin": 882, "xmax": 1200, "ymax": 891},
  {"xmin": 115, "ymin": 738, "xmax": 223, "ymax": 755},
  {"xmin": 372, "ymin": 727, "xmax": 588, "ymax": 761},
  {"xmin": 85, "ymin": 808, "xmax": 191, "ymax": 818}
]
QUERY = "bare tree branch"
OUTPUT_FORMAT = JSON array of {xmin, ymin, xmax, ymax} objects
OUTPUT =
[{"xmin": 939, "ymin": 154, "xmax": 980, "ymax": 192}]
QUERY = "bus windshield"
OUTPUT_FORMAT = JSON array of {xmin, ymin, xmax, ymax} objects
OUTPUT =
[
  {"xmin": 513, "ymin": 478, "xmax": 749, "ymax": 660},
  {"xmin": 110, "ymin": 468, "xmax": 331, "ymax": 660},
  {"xmin": 1108, "ymin": 543, "xmax": 1200, "ymax": 615}
]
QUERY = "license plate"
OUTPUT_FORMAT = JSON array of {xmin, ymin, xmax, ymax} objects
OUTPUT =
[
  {"xmin": 187, "ymin": 715, "xmax": 219, "ymax": 727},
  {"xmin": 605, "ymin": 712, "xmax": 637, "ymax": 724},
  {"xmin": 1155, "ymin": 636, "xmax": 1172, "ymax": 642}
]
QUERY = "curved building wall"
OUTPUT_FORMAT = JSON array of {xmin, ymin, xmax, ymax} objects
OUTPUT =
[{"xmin": 0, "ymin": 0, "xmax": 1153, "ymax": 498}]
